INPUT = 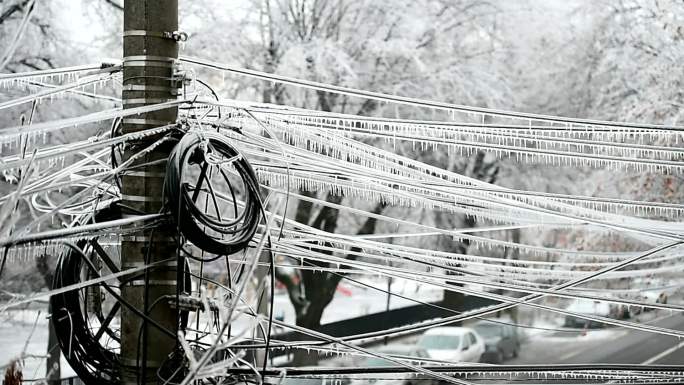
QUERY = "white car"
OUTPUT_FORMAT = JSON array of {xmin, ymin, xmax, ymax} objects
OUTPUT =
[
  {"xmin": 417, "ymin": 327, "xmax": 485, "ymax": 363},
  {"xmin": 564, "ymin": 300, "xmax": 612, "ymax": 328}
]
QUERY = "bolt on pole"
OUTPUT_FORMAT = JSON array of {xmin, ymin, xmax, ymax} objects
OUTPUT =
[{"xmin": 121, "ymin": 1, "xmax": 179, "ymax": 383}]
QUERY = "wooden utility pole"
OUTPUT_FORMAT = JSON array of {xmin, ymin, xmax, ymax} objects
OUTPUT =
[{"xmin": 121, "ymin": 1, "xmax": 179, "ymax": 383}]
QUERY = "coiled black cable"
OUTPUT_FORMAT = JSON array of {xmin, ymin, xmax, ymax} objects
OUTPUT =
[
  {"xmin": 50, "ymin": 205, "xmax": 123, "ymax": 385},
  {"xmin": 50, "ymin": 203, "xmax": 191, "ymax": 385},
  {"xmin": 165, "ymin": 131, "xmax": 262, "ymax": 257}
]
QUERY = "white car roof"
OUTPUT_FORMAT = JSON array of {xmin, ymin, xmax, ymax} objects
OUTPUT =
[
  {"xmin": 566, "ymin": 300, "xmax": 611, "ymax": 315},
  {"xmin": 423, "ymin": 327, "xmax": 473, "ymax": 336}
]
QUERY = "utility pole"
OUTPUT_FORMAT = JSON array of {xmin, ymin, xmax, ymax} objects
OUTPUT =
[{"xmin": 121, "ymin": 1, "xmax": 179, "ymax": 383}]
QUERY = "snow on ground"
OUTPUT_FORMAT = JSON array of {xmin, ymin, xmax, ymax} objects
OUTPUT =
[
  {"xmin": 0, "ymin": 278, "xmax": 442, "ymax": 378},
  {"xmin": 2, "ymin": 282, "xmax": 678, "ymax": 378},
  {"xmin": 0, "ymin": 307, "xmax": 76, "ymax": 380},
  {"xmin": 273, "ymin": 277, "xmax": 443, "ymax": 325}
]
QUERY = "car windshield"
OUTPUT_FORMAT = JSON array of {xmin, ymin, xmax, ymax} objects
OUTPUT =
[
  {"xmin": 474, "ymin": 324, "xmax": 503, "ymax": 338},
  {"xmin": 419, "ymin": 334, "xmax": 461, "ymax": 350}
]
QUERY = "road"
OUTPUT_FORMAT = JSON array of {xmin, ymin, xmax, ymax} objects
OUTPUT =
[{"xmin": 510, "ymin": 312, "xmax": 684, "ymax": 366}]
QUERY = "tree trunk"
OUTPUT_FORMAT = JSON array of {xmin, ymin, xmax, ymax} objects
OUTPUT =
[
  {"xmin": 46, "ymin": 303, "xmax": 60, "ymax": 385},
  {"xmin": 292, "ymin": 298, "xmax": 327, "ymax": 365},
  {"xmin": 288, "ymin": 202, "xmax": 384, "ymax": 366},
  {"xmin": 36, "ymin": 257, "xmax": 60, "ymax": 384},
  {"xmin": 441, "ymin": 151, "xmax": 499, "ymax": 317}
]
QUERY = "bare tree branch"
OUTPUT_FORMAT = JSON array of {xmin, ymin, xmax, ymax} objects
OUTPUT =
[
  {"xmin": 0, "ymin": 0, "xmax": 30, "ymax": 25},
  {"xmin": 102, "ymin": 0, "xmax": 123, "ymax": 11}
]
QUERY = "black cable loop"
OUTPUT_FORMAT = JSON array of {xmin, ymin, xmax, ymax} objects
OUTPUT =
[
  {"xmin": 165, "ymin": 131, "xmax": 262, "ymax": 257},
  {"xmin": 49, "ymin": 203, "xmax": 191, "ymax": 385}
]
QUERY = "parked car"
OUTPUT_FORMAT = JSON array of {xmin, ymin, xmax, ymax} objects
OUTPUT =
[
  {"xmin": 472, "ymin": 321, "xmax": 520, "ymax": 364},
  {"xmin": 352, "ymin": 345, "xmax": 435, "ymax": 385},
  {"xmin": 417, "ymin": 327, "xmax": 485, "ymax": 363},
  {"xmin": 642, "ymin": 291, "xmax": 668, "ymax": 312},
  {"xmin": 564, "ymin": 300, "xmax": 611, "ymax": 328}
]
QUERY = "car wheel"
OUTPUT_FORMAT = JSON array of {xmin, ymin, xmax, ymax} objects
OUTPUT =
[{"xmin": 496, "ymin": 349, "xmax": 504, "ymax": 364}]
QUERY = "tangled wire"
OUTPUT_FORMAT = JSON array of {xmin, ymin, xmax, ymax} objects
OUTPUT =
[
  {"xmin": 50, "ymin": 203, "xmax": 191, "ymax": 385},
  {"xmin": 165, "ymin": 131, "xmax": 262, "ymax": 257}
]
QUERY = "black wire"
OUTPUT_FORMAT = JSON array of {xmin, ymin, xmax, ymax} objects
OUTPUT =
[
  {"xmin": 0, "ymin": 198, "xmax": 22, "ymax": 280},
  {"xmin": 109, "ymin": 117, "xmax": 122, "ymax": 190},
  {"xmin": 165, "ymin": 131, "xmax": 261, "ymax": 257},
  {"xmin": 0, "ymin": 246, "xmax": 9, "ymax": 281},
  {"xmin": 263, "ymin": 247, "xmax": 275, "ymax": 372},
  {"xmin": 194, "ymin": 78, "xmax": 221, "ymax": 103},
  {"xmin": 165, "ymin": 129, "xmax": 276, "ymax": 379},
  {"xmin": 49, "ymin": 203, "xmax": 189, "ymax": 385},
  {"xmin": 290, "ymin": 255, "xmax": 585, "ymax": 335},
  {"xmin": 49, "ymin": 206, "xmax": 124, "ymax": 385},
  {"xmin": 183, "ymin": 271, "xmax": 269, "ymax": 344},
  {"xmin": 226, "ymin": 253, "xmax": 233, "ymax": 342}
]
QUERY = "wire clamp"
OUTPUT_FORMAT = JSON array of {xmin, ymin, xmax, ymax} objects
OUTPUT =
[
  {"xmin": 123, "ymin": 30, "xmax": 188, "ymax": 42},
  {"xmin": 166, "ymin": 30, "xmax": 189, "ymax": 42}
]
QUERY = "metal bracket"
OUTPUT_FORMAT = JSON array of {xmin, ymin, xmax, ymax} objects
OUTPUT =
[
  {"xmin": 167, "ymin": 295, "xmax": 219, "ymax": 312},
  {"xmin": 123, "ymin": 61, "xmax": 174, "ymax": 69},
  {"xmin": 123, "ymin": 30, "xmax": 188, "ymax": 42},
  {"xmin": 124, "ymin": 55, "xmax": 176, "ymax": 62},
  {"xmin": 120, "ymin": 194, "xmax": 164, "ymax": 202},
  {"xmin": 122, "ymin": 84, "xmax": 179, "ymax": 95},
  {"xmin": 123, "ymin": 55, "xmax": 176, "ymax": 69},
  {"xmin": 122, "ymin": 118, "xmax": 176, "ymax": 126},
  {"xmin": 122, "ymin": 260, "xmax": 177, "ymax": 269},
  {"xmin": 122, "ymin": 98, "xmax": 177, "ymax": 106},
  {"xmin": 120, "ymin": 170, "xmax": 167, "ymax": 178}
]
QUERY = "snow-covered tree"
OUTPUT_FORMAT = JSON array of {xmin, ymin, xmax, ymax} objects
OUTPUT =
[{"xmin": 182, "ymin": 0, "xmax": 521, "ymax": 365}]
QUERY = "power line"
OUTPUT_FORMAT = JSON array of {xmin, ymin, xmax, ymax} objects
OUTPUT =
[{"xmin": 181, "ymin": 56, "xmax": 684, "ymax": 131}]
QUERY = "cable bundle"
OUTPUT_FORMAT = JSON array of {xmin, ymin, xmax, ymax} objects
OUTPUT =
[
  {"xmin": 50, "ymin": 203, "xmax": 192, "ymax": 385},
  {"xmin": 165, "ymin": 131, "xmax": 262, "ymax": 256},
  {"xmin": 50, "ymin": 206, "xmax": 122, "ymax": 385}
]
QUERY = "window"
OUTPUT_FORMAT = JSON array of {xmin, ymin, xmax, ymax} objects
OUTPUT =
[
  {"xmin": 462, "ymin": 336, "xmax": 470, "ymax": 349},
  {"xmin": 474, "ymin": 324, "xmax": 503, "ymax": 338},
  {"xmin": 468, "ymin": 333, "xmax": 477, "ymax": 345}
]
